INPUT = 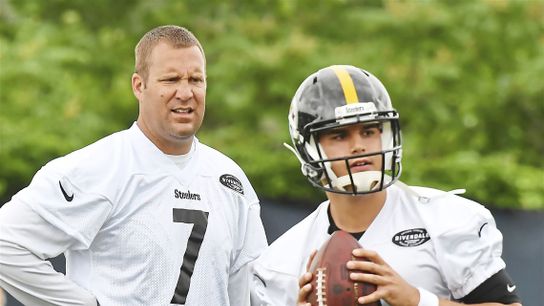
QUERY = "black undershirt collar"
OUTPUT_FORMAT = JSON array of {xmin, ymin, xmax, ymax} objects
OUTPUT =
[{"xmin": 327, "ymin": 205, "xmax": 365, "ymax": 240}]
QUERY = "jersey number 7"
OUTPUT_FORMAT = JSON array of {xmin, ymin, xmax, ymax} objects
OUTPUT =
[{"xmin": 171, "ymin": 208, "xmax": 209, "ymax": 304}]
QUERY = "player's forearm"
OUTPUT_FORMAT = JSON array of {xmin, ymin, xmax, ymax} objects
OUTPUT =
[{"xmin": 0, "ymin": 240, "xmax": 97, "ymax": 306}]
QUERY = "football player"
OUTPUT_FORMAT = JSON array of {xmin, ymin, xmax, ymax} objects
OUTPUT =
[
  {"xmin": 250, "ymin": 65, "xmax": 522, "ymax": 306},
  {"xmin": 0, "ymin": 25, "xmax": 267, "ymax": 305}
]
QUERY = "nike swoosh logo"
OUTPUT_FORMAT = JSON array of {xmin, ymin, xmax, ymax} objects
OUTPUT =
[
  {"xmin": 478, "ymin": 222, "xmax": 489, "ymax": 237},
  {"xmin": 507, "ymin": 284, "xmax": 516, "ymax": 292},
  {"xmin": 59, "ymin": 181, "xmax": 74, "ymax": 202}
]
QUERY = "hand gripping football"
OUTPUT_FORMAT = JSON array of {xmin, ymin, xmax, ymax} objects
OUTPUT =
[{"xmin": 307, "ymin": 230, "xmax": 379, "ymax": 306}]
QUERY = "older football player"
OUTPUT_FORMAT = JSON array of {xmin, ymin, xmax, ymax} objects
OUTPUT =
[{"xmin": 0, "ymin": 25, "xmax": 267, "ymax": 305}]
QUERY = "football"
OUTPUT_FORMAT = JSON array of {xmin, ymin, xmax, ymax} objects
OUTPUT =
[{"xmin": 307, "ymin": 230, "xmax": 379, "ymax": 306}]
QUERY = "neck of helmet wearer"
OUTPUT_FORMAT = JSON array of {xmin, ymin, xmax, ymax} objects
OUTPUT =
[{"xmin": 326, "ymin": 189, "xmax": 386, "ymax": 234}]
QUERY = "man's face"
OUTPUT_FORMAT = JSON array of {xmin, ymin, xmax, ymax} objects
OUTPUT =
[
  {"xmin": 132, "ymin": 42, "xmax": 206, "ymax": 154},
  {"xmin": 318, "ymin": 122, "xmax": 383, "ymax": 179}
]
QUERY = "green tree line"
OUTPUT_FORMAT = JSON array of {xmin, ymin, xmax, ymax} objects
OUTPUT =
[{"xmin": 1, "ymin": 0, "xmax": 543, "ymax": 209}]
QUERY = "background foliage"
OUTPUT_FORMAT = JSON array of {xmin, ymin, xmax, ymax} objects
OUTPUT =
[{"xmin": 1, "ymin": 0, "xmax": 542, "ymax": 209}]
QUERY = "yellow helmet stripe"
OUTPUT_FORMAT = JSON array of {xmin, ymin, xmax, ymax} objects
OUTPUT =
[{"xmin": 331, "ymin": 66, "xmax": 359, "ymax": 104}]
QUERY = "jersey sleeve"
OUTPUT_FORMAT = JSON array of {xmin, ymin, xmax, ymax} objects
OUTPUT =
[
  {"xmin": 227, "ymin": 166, "xmax": 268, "ymax": 273},
  {"xmin": 250, "ymin": 204, "xmax": 328, "ymax": 306},
  {"xmin": 227, "ymin": 264, "xmax": 250, "ymax": 306},
  {"xmin": 223, "ymin": 171, "xmax": 267, "ymax": 304},
  {"xmin": 10, "ymin": 164, "xmax": 112, "ymax": 254},
  {"xmin": 0, "ymin": 201, "xmax": 99, "ymax": 305},
  {"xmin": 226, "ymin": 200, "xmax": 267, "ymax": 305},
  {"xmin": 250, "ymin": 261, "xmax": 299, "ymax": 306},
  {"xmin": 432, "ymin": 205, "xmax": 506, "ymax": 299},
  {"xmin": 230, "ymin": 200, "xmax": 267, "ymax": 273}
]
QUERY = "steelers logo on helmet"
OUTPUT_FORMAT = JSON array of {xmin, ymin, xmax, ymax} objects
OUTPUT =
[{"xmin": 286, "ymin": 65, "xmax": 402, "ymax": 195}]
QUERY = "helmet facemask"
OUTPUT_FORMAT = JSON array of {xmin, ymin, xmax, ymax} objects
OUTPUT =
[
  {"xmin": 287, "ymin": 65, "xmax": 402, "ymax": 195},
  {"xmin": 303, "ymin": 110, "xmax": 402, "ymax": 195}
]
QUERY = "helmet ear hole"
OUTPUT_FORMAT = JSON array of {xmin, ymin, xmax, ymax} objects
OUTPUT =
[{"xmin": 303, "ymin": 163, "xmax": 322, "ymax": 180}]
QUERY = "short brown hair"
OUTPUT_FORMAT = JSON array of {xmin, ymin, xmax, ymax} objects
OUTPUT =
[{"xmin": 134, "ymin": 25, "xmax": 205, "ymax": 81}]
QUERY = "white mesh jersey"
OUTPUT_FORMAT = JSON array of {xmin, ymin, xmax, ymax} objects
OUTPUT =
[
  {"xmin": 0, "ymin": 123, "xmax": 267, "ymax": 306},
  {"xmin": 250, "ymin": 184, "xmax": 506, "ymax": 306}
]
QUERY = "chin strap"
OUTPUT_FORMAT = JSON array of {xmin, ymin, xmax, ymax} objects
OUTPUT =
[
  {"xmin": 333, "ymin": 171, "xmax": 385, "ymax": 192},
  {"xmin": 283, "ymin": 142, "xmax": 303, "ymax": 163},
  {"xmin": 283, "ymin": 142, "xmax": 312, "ymax": 177},
  {"xmin": 284, "ymin": 142, "xmax": 466, "ymax": 201}
]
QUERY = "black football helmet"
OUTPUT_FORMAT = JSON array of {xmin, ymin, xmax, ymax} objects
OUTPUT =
[{"xmin": 287, "ymin": 65, "xmax": 402, "ymax": 195}]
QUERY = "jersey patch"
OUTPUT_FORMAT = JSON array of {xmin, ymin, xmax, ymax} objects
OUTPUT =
[
  {"xmin": 392, "ymin": 228, "xmax": 430, "ymax": 247},
  {"xmin": 219, "ymin": 174, "xmax": 244, "ymax": 195}
]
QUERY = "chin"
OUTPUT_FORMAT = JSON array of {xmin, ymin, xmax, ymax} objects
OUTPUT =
[
  {"xmin": 171, "ymin": 132, "xmax": 195, "ymax": 141},
  {"xmin": 169, "ymin": 124, "xmax": 195, "ymax": 136}
]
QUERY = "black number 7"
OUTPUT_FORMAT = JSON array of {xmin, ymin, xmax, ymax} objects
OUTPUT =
[{"xmin": 171, "ymin": 208, "xmax": 209, "ymax": 304}]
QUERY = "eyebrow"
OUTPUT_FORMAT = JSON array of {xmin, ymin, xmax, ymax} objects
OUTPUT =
[{"xmin": 362, "ymin": 122, "xmax": 381, "ymax": 129}]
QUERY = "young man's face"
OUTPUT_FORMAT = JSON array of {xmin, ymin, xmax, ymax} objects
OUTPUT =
[
  {"xmin": 318, "ymin": 122, "xmax": 383, "ymax": 179},
  {"xmin": 132, "ymin": 42, "xmax": 206, "ymax": 154}
]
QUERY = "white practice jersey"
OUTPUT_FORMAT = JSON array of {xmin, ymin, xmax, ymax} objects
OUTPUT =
[
  {"xmin": 250, "ymin": 184, "xmax": 506, "ymax": 306},
  {"xmin": 0, "ymin": 123, "xmax": 267, "ymax": 306}
]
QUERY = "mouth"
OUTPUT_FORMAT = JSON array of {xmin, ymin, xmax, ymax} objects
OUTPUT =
[
  {"xmin": 349, "ymin": 159, "xmax": 372, "ymax": 172},
  {"xmin": 172, "ymin": 107, "xmax": 194, "ymax": 114},
  {"xmin": 350, "ymin": 159, "xmax": 371, "ymax": 167}
]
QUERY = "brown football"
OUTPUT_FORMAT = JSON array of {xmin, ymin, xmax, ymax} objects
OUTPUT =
[{"xmin": 307, "ymin": 230, "xmax": 379, "ymax": 306}]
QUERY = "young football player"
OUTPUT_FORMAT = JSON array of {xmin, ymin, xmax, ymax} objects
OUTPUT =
[
  {"xmin": 0, "ymin": 25, "xmax": 267, "ymax": 305},
  {"xmin": 250, "ymin": 65, "xmax": 522, "ymax": 306}
]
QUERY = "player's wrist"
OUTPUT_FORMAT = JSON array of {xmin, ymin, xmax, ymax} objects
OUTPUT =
[{"xmin": 417, "ymin": 287, "xmax": 439, "ymax": 306}]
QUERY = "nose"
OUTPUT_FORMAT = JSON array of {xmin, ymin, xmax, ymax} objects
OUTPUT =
[
  {"xmin": 350, "ymin": 134, "xmax": 366, "ymax": 154},
  {"xmin": 174, "ymin": 80, "xmax": 194, "ymax": 101}
]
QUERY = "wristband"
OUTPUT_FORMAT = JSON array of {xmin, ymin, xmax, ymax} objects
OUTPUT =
[{"xmin": 417, "ymin": 287, "xmax": 439, "ymax": 306}]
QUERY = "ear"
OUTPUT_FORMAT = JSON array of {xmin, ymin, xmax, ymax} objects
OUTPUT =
[{"xmin": 131, "ymin": 73, "xmax": 144, "ymax": 100}]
